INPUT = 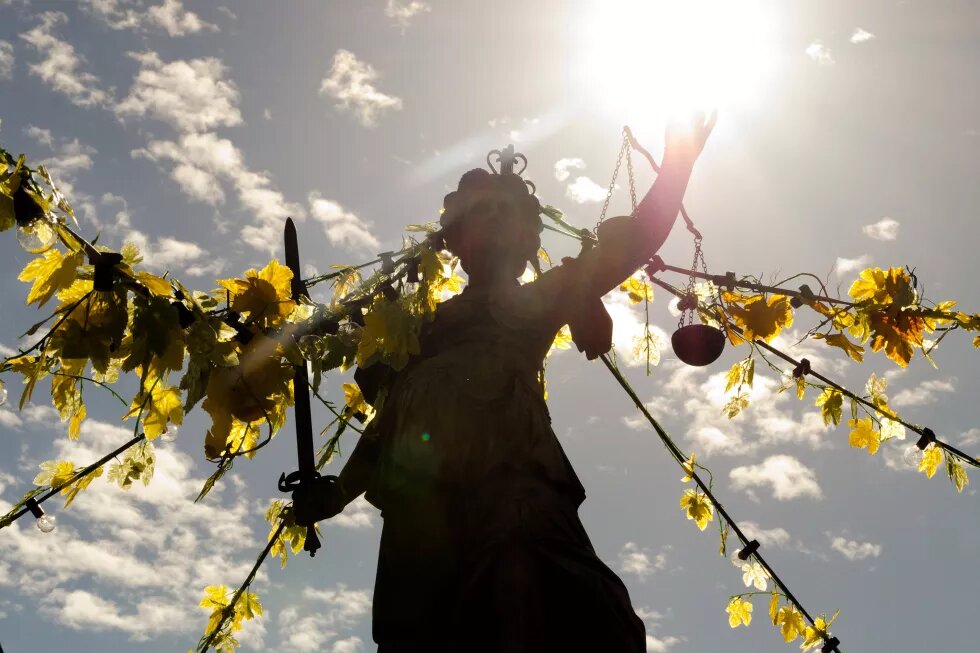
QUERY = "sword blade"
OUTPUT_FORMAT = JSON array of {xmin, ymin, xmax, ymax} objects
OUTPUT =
[{"xmin": 284, "ymin": 217, "xmax": 321, "ymax": 555}]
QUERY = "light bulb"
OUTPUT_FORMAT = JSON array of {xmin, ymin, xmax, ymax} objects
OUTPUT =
[
  {"xmin": 36, "ymin": 514, "xmax": 57, "ymax": 533},
  {"xmin": 159, "ymin": 425, "xmax": 178, "ymax": 443},
  {"xmin": 904, "ymin": 445, "xmax": 924, "ymax": 468},
  {"xmin": 730, "ymin": 548, "xmax": 746, "ymax": 567},
  {"xmin": 0, "ymin": 379, "xmax": 7, "ymax": 407},
  {"xmin": 297, "ymin": 335, "xmax": 321, "ymax": 360},
  {"xmin": 16, "ymin": 219, "xmax": 57, "ymax": 254}
]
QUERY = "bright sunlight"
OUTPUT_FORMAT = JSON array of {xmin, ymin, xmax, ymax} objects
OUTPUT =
[{"xmin": 575, "ymin": 0, "xmax": 781, "ymax": 120}]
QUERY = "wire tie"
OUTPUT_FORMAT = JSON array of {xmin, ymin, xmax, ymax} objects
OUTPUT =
[
  {"xmin": 916, "ymin": 427, "xmax": 937, "ymax": 450},
  {"xmin": 821, "ymin": 636, "xmax": 840, "ymax": 652},
  {"xmin": 737, "ymin": 539, "xmax": 760, "ymax": 561},
  {"xmin": 25, "ymin": 497, "xmax": 44, "ymax": 519},
  {"xmin": 792, "ymin": 358, "xmax": 811, "ymax": 378}
]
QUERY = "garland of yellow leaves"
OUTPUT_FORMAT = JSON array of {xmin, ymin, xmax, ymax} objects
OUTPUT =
[{"xmin": 2, "ymin": 141, "xmax": 978, "ymax": 651}]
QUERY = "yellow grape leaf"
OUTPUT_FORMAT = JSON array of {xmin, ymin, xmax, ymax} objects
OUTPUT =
[
  {"xmin": 816, "ymin": 332, "xmax": 864, "ymax": 362},
  {"xmin": 537, "ymin": 247, "xmax": 552, "ymax": 269},
  {"xmin": 724, "ymin": 293, "xmax": 794, "ymax": 342},
  {"xmin": 722, "ymin": 393, "xmax": 750, "ymax": 419},
  {"xmin": 18, "ymin": 249, "xmax": 84, "ymax": 307},
  {"xmin": 679, "ymin": 488, "xmax": 713, "ymax": 530},
  {"xmin": 801, "ymin": 615, "xmax": 833, "ymax": 652},
  {"xmin": 681, "ymin": 452, "xmax": 696, "ymax": 483},
  {"xmin": 619, "ymin": 275, "xmax": 654, "ymax": 304},
  {"xmin": 135, "ymin": 270, "xmax": 173, "ymax": 297},
  {"xmin": 918, "ymin": 445, "xmax": 942, "ymax": 478},
  {"xmin": 266, "ymin": 500, "xmax": 310, "ymax": 568},
  {"xmin": 847, "ymin": 418, "xmax": 881, "ymax": 455},
  {"xmin": 126, "ymin": 381, "xmax": 184, "ymax": 441},
  {"xmin": 973, "ymin": 335, "xmax": 980, "ymax": 348},
  {"xmin": 849, "ymin": 266, "xmax": 915, "ymax": 306},
  {"xmin": 217, "ymin": 259, "xmax": 296, "ymax": 329},
  {"xmin": 868, "ymin": 311, "xmax": 923, "ymax": 367},
  {"xmin": 34, "ymin": 460, "xmax": 76, "ymax": 488},
  {"xmin": 357, "ymin": 298, "xmax": 421, "ymax": 371},
  {"xmin": 795, "ymin": 375, "xmax": 806, "ymax": 400},
  {"xmin": 726, "ymin": 597, "xmax": 753, "ymax": 628},
  {"xmin": 769, "ymin": 593, "xmax": 780, "ymax": 625},
  {"xmin": 815, "ymin": 388, "xmax": 843, "ymax": 426},
  {"xmin": 342, "ymin": 382, "xmax": 374, "ymax": 421},
  {"xmin": 775, "ymin": 606, "xmax": 806, "ymax": 642},
  {"xmin": 52, "ymin": 358, "xmax": 85, "ymax": 439},
  {"xmin": 550, "ymin": 325, "xmax": 572, "ymax": 354},
  {"xmin": 724, "ymin": 361, "xmax": 743, "ymax": 393},
  {"xmin": 200, "ymin": 584, "xmax": 231, "ymax": 635},
  {"xmin": 947, "ymin": 458, "xmax": 969, "ymax": 493},
  {"xmin": 62, "ymin": 464, "xmax": 102, "ymax": 507}
]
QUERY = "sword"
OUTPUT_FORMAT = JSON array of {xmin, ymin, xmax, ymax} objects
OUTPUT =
[{"xmin": 277, "ymin": 217, "xmax": 321, "ymax": 556}]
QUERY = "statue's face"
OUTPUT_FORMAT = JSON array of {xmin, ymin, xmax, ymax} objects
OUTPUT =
[{"xmin": 455, "ymin": 194, "xmax": 537, "ymax": 279}]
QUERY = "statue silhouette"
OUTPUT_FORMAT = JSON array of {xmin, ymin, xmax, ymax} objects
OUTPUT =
[{"xmin": 294, "ymin": 114, "xmax": 715, "ymax": 652}]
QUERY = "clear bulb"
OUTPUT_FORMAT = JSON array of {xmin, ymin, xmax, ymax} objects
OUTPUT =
[
  {"xmin": 36, "ymin": 514, "xmax": 57, "ymax": 533},
  {"xmin": 297, "ymin": 335, "xmax": 321, "ymax": 360},
  {"xmin": 730, "ymin": 548, "xmax": 747, "ymax": 568},
  {"xmin": 159, "ymin": 425, "xmax": 178, "ymax": 443},
  {"xmin": 0, "ymin": 379, "xmax": 7, "ymax": 407},
  {"xmin": 17, "ymin": 219, "xmax": 57, "ymax": 254},
  {"xmin": 904, "ymin": 445, "xmax": 924, "ymax": 468}
]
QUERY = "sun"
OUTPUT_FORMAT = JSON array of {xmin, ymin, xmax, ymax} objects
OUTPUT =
[{"xmin": 574, "ymin": 0, "xmax": 781, "ymax": 121}]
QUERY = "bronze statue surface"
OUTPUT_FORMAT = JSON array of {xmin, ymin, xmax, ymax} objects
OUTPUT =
[{"xmin": 295, "ymin": 115, "xmax": 715, "ymax": 651}]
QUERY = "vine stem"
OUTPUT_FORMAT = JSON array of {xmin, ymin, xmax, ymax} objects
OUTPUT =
[
  {"xmin": 646, "ymin": 275, "xmax": 980, "ymax": 470},
  {"xmin": 599, "ymin": 354, "xmax": 842, "ymax": 652},
  {"xmin": 198, "ymin": 520, "xmax": 286, "ymax": 652},
  {"xmin": 0, "ymin": 433, "xmax": 145, "ymax": 529}
]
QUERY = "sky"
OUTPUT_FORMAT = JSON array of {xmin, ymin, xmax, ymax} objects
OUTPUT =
[{"xmin": 0, "ymin": 0, "xmax": 979, "ymax": 652}]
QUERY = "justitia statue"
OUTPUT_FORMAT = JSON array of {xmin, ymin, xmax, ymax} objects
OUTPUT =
[{"xmin": 295, "ymin": 114, "xmax": 715, "ymax": 652}]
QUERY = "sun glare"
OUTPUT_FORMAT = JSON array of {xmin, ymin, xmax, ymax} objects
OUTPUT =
[{"xmin": 575, "ymin": 0, "xmax": 779, "ymax": 121}]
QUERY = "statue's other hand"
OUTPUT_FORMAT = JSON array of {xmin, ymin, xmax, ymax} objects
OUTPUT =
[
  {"xmin": 664, "ymin": 110, "xmax": 717, "ymax": 166},
  {"xmin": 292, "ymin": 475, "xmax": 347, "ymax": 526}
]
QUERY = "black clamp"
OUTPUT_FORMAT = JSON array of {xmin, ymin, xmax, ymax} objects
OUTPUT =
[
  {"xmin": 406, "ymin": 256, "xmax": 421, "ymax": 283},
  {"xmin": 736, "ymin": 539, "xmax": 760, "ymax": 561},
  {"xmin": 25, "ymin": 496, "xmax": 45, "ymax": 519},
  {"xmin": 790, "ymin": 284, "xmax": 816, "ymax": 309},
  {"xmin": 821, "ymin": 636, "xmax": 841, "ymax": 652},
  {"xmin": 379, "ymin": 252, "xmax": 395, "ymax": 275},
  {"xmin": 90, "ymin": 251, "xmax": 124, "ymax": 291},
  {"xmin": 792, "ymin": 358, "xmax": 811, "ymax": 379},
  {"xmin": 915, "ymin": 427, "xmax": 937, "ymax": 451}
]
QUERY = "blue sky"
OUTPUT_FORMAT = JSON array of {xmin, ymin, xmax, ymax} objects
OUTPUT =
[{"xmin": 0, "ymin": 1, "xmax": 979, "ymax": 651}]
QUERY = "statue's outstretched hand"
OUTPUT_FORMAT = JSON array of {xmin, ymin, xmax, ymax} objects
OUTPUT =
[
  {"xmin": 664, "ymin": 110, "xmax": 717, "ymax": 166},
  {"xmin": 292, "ymin": 475, "xmax": 347, "ymax": 526}
]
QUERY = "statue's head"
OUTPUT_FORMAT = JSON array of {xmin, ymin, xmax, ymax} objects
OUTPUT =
[{"xmin": 439, "ymin": 167, "xmax": 542, "ymax": 280}]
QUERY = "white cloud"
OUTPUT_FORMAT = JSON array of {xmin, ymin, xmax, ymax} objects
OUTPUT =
[
  {"xmin": 850, "ymin": 28, "xmax": 875, "ymax": 44},
  {"xmin": 603, "ymin": 291, "xmax": 669, "ymax": 369},
  {"xmin": 147, "ymin": 0, "xmax": 218, "ymax": 36},
  {"xmin": 385, "ymin": 0, "xmax": 430, "ymax": 29},
  {"xmin": 319, "ymin": 49, "xmax": 403, "ymax": 127},
  {"xmin": 20, "ymin": 12, "xmax": 111, "ymax": 108},
  {"xmin": 116, "ymin": 51, "xmax": 242, "ymax": 134},
  {"xmin": 0, "ymin": 40, "xmax": 13, "ymax": 80},
  {"xmin": 83, "ymin": 0, "xmax": 143, "ymax": 30},
  {"xmin": 737, "ymin": 521, "xmax": 792, "ymax": 548},
  {"xmin": 84, "ymin": 0, "xmax": 217, "ymax": 36},
  {"xmin": 134, "ymin": 131, "xmax": 303, "ymax": 252},
  {"xmin": 308, "ymin": 191, "xmax": 380, "ymax": 252},
  {"xmin": 0, "ymin": 418, "xmax": 264, "ymax": 641},
  {"xmin": 730, "ymin": 455, "xmax": 822, "ymax": 500},
  {"xmin": 830, "ymin": 535, "xmax": 881, "ymax": 561},
  {"xmin": 862, "ymin": 217, "xmax": 900, "ymax": 241},
  {"xmin": 276, "ymin": 585, "xmax": 371, "ymax": 652},
  {"xmin": 835, "ymin": 254, "xmax": 871, "ymax": 275},
  {"xmin": 961, "ymin": 428, "xmax": 980, "ymax": 447},
  {"xmin": 646, "ymin": 634, "xmax": 682, "ymax": 653},
  {"xmin": 805, "ymin": 41, "xmax": 834, "ymax": 65},
  {"xmin": 891, "ymin": 379, "xmax": 955, "ymax": 407},
  {"xmin": 617, "ymin": 541, "xmax": 667, "ymax": 580},
  {"xmin": 565, "ymin": 176, "xmax": 608, "ymax": 203},
  {"xmin": 553, "ymin": 157, "xmax": 585, "ymax": 182},
  {"xmin": 330, "ymin": 494, "xmax": 376, "ymax": 529}
]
